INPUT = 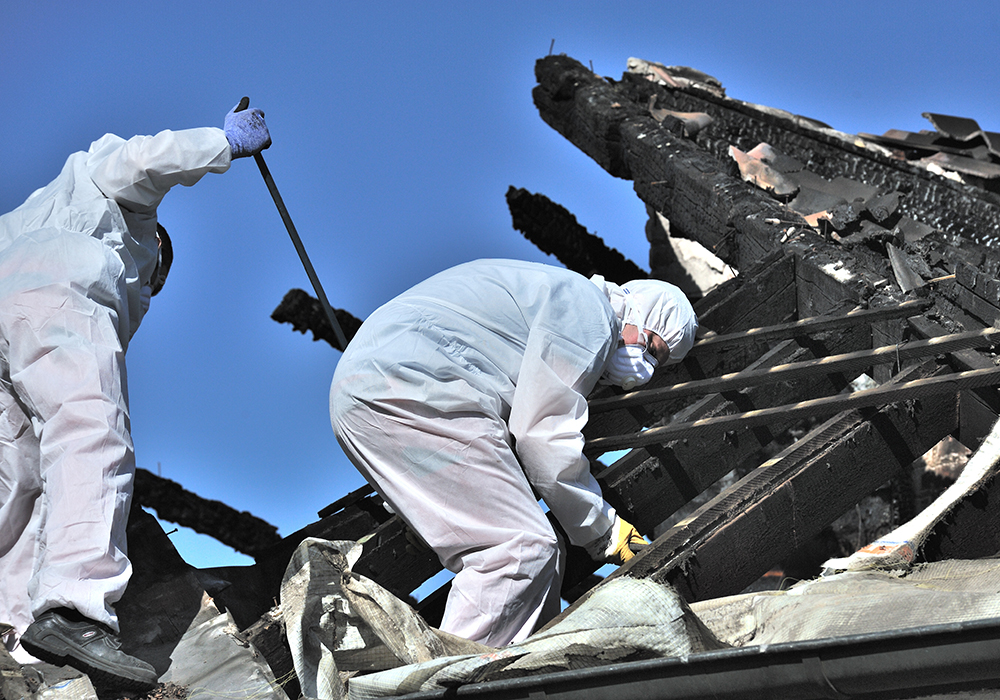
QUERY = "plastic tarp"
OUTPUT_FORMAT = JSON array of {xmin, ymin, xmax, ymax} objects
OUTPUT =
[
  {"xmin": 155, "ymin": 594, "xmax": 289, "ymax": 699},
  {"xmin": 280, "ymin": 538, "xmax": 724, "ymax": 700},
  {"xmin": 280, "ymin": 538, "xmax": 490, "ymax": 700},
  {"xmin": 692, "ymin": 558, "xmax": 1000, "ymax": 647}
]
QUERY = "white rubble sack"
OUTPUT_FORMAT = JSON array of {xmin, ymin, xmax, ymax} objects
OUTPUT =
[
  {"xmin": 280, "ymin": 538, "xmax": 723, "ymax": 700},
  {"xmin": 693, "ymin": 558, "xmax": 1000, "ymax": 648},
  {"xmin": 280, "ymin": 538, "xmax": 489, "ymax": 700},
  {"xmin": 345, "ymin": 577, "xmax": 723, "ymax": 700}
]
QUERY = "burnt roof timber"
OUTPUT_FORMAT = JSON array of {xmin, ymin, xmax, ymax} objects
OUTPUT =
[
  {"xmin": 590, "ymin": 365, "xmax": 1000, "ymax": 453},
  {"xmin": 593, "ymin": 325, "xmax": 872, "ymax": 536},
  {"xmin": 546, "ymin": 359, "xmax": 958, "ymax": 629},
  {"xmin": 688, "ymin": 297, "xmax": 931, "ymax": 352},
  {"xmin": 533, "ymin": 55, "xmax": 1000, "ymax": 251},
  {"xmin": 505, "ymin": 186, "xmax": 648, "ymax": 283},
  {"xmin": 590, "ymin": 326, "xmax": 1000, "ymax": 413},
  {"xmin": 616, "ymin": 62, "xmax": 1000, "ymax": 246}
]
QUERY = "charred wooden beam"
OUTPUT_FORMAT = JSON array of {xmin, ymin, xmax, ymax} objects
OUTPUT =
[
  {"xmin": 133, "ymin": 467, "xmax": 281, "ymax": 558},
  {"xmin": 590, "ymin": 366, "xmax": 1000, "ymax": 453},
  {"xmin": 584, "ymin": 252, "xmax": 798, "ymax": 441},
  {"xmin": 271, "ymin": 288, "xmax": 364, "ymax": 352},
  {"xmin": 639, "ymin": 361, "xmax": 956, "ymax": 602},
  {"xmin": 593, "ymin": 327, "xmax": 871, "ymax": 536},
  {"xmin": 613, "ymin": 63, "xmax": 1000, "ymax": 246},
  {"xmin": 545, "ymin": 360, "xmax": 957, "ymax": 630},
  {"xmin": 691, "ymin": 298, "xmax": 931, "ymax": 353},
  {"xmin": 505, "ymin": 186, "xmax": 647, "ymax": 283},
  {"xmin": 533, "ymin": 55, "xmax": 802, "ymax": 271},
  {"xmin": 592, "ymin": 327, "xmax": 1000, "ymax": 415}
]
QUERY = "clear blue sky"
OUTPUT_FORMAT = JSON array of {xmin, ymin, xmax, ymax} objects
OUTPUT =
[{"xmin": 3, "ymin": 1, "xmax": 998, "ymax": 568}]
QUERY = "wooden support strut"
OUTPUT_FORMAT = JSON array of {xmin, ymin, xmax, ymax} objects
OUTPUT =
[
  {"xmin": 589, "ymin": 366, "xmax": 1000, "ymax": 453},
  {"xmin": 591, "ymin": 327, "xmax": 1000, "ymax": 414},
  {"xmin": 688, "ymin": 298, "xmax": 932, "ymax": 354}
]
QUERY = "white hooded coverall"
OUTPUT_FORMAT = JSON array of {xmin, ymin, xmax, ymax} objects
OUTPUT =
[
  {"xmin": 331, "ymin": 259, "xmax": 628, "ymax": 647},
  {"xmin": 0, "ymin": 128, "xmax": 231, "ymax": 639}
]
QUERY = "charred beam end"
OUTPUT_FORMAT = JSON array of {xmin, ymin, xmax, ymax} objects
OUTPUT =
[
  {"xmin": 133, "ymin": 468, "xmax": 281, "ymax": 558},
  {"xmin": 533, "ymin": 55, "xmax": 808, "ymax": 270},
  {"xmin": 271, "ymin": 288, "xmax": 363, "ymax": 352},
  {"xmin": 505, "ymin": 186, "xmax": 647, "ymax": 283}
]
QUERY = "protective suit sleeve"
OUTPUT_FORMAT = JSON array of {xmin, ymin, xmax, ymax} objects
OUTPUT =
[
  {"xmin": 86, "ymin": 127, "xmax": 232, "ymax": 214},
  {"xmin": 507, "ymin": 327, "xmax": 615, "ymax": 548}
]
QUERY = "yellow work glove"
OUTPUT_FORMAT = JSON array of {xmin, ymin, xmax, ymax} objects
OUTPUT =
[
  {"xmin": 608, "ymin": 516, "xmax": 647, "ymax": 565},
  {"xmin": 586, "ymin": 515, "xmax": 648, "ymax": 566}
]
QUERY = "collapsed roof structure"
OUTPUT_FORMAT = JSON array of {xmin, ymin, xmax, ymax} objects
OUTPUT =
[{"xmin": 7, "ymin": 54, "xmax": 1000, "ymax": 699}]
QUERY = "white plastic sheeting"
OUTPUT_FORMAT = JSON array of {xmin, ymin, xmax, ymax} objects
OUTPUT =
[
  {"xmin": 693, "ymin": 558, "xmax": 1000, "ymax": 647},
  {"xmin": 279, "ymin": 537, "xmax": 723, "ymax": 700}
]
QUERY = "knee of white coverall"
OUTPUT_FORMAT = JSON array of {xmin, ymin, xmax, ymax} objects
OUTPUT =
[{"xmin": 441, "ymin": 528, "xmax": 564, "ymax": 647}]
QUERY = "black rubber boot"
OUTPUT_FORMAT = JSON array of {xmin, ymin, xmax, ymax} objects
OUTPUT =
[{"xmin": 20, "ymin": 608, "xmax": 158, "ymax": 692}]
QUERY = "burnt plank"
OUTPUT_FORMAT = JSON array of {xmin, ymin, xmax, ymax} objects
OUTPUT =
[
  {"xmin": 590, "ymin": 366, "xmax": 1000, "ymax": 453},
  {"xmin": 590, "ymin": 327, "xmax": 1000, "ymax": 414},
  {"xmin": 630, "ymin": 362, "xmax": 955, "ymax": 602},
  {"xmin": 613, "ymin": 62, "xmax": 1000, "ymax": 247},
  {"xmin": 956, "ymin": 285, "xmax": 1000, "ymax": 327},
  {"xmin": 794, "ymin": 252, "xmax": 866, "ymax": 319},
  {"xmin": 907, "ymin": 315, "xmax": 1000, "ymax": 449},
  {"xmin": 542, "ymin": 361, "xmax": 955, "ymax": 630},
  {"xmin": 505, "ymin": 186, "xmax": 647, "ymax": 283},
  {"xmin": 694, "ymin": 252, "xmax": 796, "ymax": 333},
  {"xmin": 532, "ymin": 55, "xmax": 803, "ymax": 269},
  {"xmin": 351, "ymin": 516, "xmax": 443, "ymax": 602},
  {"xmin": 584, "ymin": 252, "xmax": 796, "ymax": 441},
  {"xmin": 593, "ymin": 327, "xmax": 870, "ymax": 535}
]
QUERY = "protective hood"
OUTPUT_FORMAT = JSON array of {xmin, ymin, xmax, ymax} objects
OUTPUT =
[{"xmin": 590, "ymin": 275, "xmax": 698, "ymax": 365}]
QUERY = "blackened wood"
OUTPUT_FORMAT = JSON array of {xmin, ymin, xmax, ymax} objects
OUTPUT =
[
  {"xmin": 693, "ymin": 252, "xmax": 796, "ymax": 334},
  {"xmin": 630, "ymin": 362, "xmax": 952, "ymax": 601},
  {"xmin": 271, "ymin": 288, "xmax": 363, "ymax": 351},
  {"xmin": 591, "ymin": 327, "xmax": 1000, "ymax": 414},
  {"xmin": 583, "ymin": 253, "xmax": 796, "ymax": 441},
  {"xmin": 351, "ymin": 516, "xmax": 444, "ymax": 602},
  {"xmin": 238, "ymin": 611, "xmax": 300, "ymax": 700},
  {"xmin": 689, "ymin": 298, "xmax": 931, "ymax": 354},
  {"xmin": 590, "ymin": 366, "xmax": 1000, "ymax": 453},
  {"xmin": 133, "ymin": 467, "xmax": 281, "ymax": 558},
  {"xmin": 594, "ymin": 326, "xmax": 871, "ymax": 535},
  {"xmin": 532, "ymin": 55, "xmax": 805, "ymax": 271},
  {"xmin": 505, "ymin": 186, "xmax": 647, "ymax": 283},
  {"xmin": 611, "ymin": 62, "xmax": 1000, "ymax": 247}
]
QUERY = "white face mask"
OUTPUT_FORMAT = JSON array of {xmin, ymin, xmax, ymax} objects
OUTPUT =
[{"xmin": 603, "ymin": 344, "xmax": 658, "ymax": 390}]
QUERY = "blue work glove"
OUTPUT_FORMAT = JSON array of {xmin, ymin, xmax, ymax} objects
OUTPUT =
[{"xmin": 224, "ymin": 98, "xmax": 271, "ymax": 158}]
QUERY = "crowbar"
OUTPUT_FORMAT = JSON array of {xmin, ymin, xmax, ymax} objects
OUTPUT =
[{"xmin": 235, "ymin": 96, "xmax": 349, "ymax": 350}]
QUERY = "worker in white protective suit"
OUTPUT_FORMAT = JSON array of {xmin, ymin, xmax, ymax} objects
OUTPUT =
[
  {"xmin": 0, "ymin": 103, "xmax": 271, "ymax": 690},
  {"xmin": 330, "ymin": 259, "xmax": 698, "ymax": 647}
]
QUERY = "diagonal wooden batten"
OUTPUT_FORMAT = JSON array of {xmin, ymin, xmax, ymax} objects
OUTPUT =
[
  {"xmin": 689, "ymin": 298, "xmax": 931, "ymax": 353},
  {"xmin": 591, "ymin": 327, "xmax": 1000, "ymax": 413},
  {"xmin": 589, "ymin": 366, "xmax": 1000, "ymax": 453}
]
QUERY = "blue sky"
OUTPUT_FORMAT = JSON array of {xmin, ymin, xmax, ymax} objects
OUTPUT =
[{"xmin": 3, "ymin": 1, "xmax": 998, "ymax": 568}]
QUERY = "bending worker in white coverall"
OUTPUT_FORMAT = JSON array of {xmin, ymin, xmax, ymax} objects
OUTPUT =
[
  {"xmin": 0, "ymin": 103, "xmax": 271, "ymax": 689},
  {"xmin": 330, "ymin": 258, "xmax": 698, "ymax": 647}
]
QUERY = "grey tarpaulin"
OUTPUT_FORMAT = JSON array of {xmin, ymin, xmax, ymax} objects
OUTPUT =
[
  {"xmin": 346, "ymin": 576, "xmax": 725, "ymax": 700},
  {"xmin": 280, "ymin": 538, "xmax": 489, "ymax": 700},
  {"xmin": 280, "ymin": 538, "xmax": 723, "ymax": 700},
  {"xmin": 692, "ymin": 558, "xmax": 1000, "ymax": 647}
]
